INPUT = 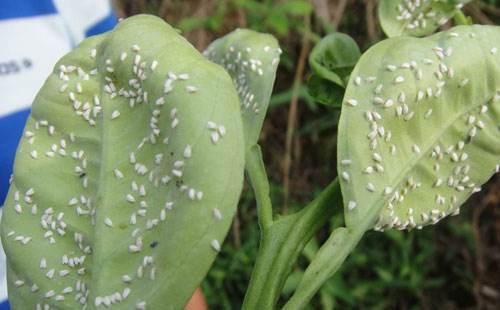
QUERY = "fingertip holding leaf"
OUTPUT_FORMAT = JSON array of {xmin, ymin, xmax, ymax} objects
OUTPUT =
[
  {"xmin": 338, "ymin": 25, "xmax": 500, "ymax": 232},
  {"xmin": 378, "ymin": 0, "xmax": 471, "ymax": 38},
  {"xmin": 204, "ymin": 29, "xmax": 281, "ymax": 150},
  {"xmin": 1, "ymin": 14, "xmax": 245, "ymax": 309}
]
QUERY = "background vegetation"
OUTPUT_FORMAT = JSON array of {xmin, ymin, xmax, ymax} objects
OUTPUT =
[{"xmin": 114, "ymin": 1, "xmax": 500, "ymax": 308}]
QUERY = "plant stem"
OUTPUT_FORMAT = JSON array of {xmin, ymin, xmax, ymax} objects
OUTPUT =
[
  {"xmin": 282, "ymin": 227, "xmax": 364, "ymax": 309},
  {"xmin": 283, "ymin": 185, "xmax": 385, "ymax": 308},
  {"xmin": 245, "ymin": 145, "xmax": 274, "ymax": 231},
  {"xmin": 242, "ymin": 178, "xmax": 342, "ymax": 309}
]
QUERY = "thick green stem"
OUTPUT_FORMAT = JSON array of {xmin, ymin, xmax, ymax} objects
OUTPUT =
[
  {"xmin": 283, "ymin": 181, "xmax": 384, "ymax": 308},
  {"xmin": 245, "ymin": 145, "xmax": 274, "ymax": 231},
  {"xmin": 242, "ymin": 178, "xmax": 342, "ymax": 310},
  {"xmin": 282, "ymin": 227, "xmax": 364, "ymax": 309}
]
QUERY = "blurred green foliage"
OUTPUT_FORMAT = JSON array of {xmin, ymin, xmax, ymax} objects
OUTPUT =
[{"xmin": 175, "ymin": 0, "xmax": 312, "ymax": 36}]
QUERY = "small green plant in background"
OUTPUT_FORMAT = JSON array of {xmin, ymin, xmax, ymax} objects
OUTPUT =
[
  {"xmin": 1, "ymin": 2, "xmax": 499, "ymax": 309},
  {"xmin": 307, "ymin": 33, "xmax": 361, "ymax": 108}
]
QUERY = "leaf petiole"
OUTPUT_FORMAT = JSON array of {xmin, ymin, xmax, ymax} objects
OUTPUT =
[{"xmin": 245, "ymin": 144, "xmax": 274, "ymax": 231}]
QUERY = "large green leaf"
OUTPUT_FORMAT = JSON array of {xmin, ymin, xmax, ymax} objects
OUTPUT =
[
  {"xmin": 204, "ymin": 29, "xmax": 280, "ymax": 150},
  {"xmin": 338, "ymin": 25, "xmax": 500, "ymax": 231},
  {"xmin": 378, "ymin": 0, "xmax": 471, "ymax": 38},
  {"xmin": 0, "ymin": 15, "xmax": 245, "ymax": 309}
]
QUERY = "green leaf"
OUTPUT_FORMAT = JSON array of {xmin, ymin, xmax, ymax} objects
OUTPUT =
[
  {"xmin": 204, "ymin": 28, "xmax": 281, "ymax": 151},
  {"xmin": 378, "ymin": 0, "xmax": 471, "ymax": 38},
  {"xmin": 338, "ymin": 25, "xmax": 500, "ymax": 232},
  {"xmin": 177, "ymin": 16, "xmax": 207, "ymax": 32},
  {"xmin": 306, "ymin": 74, "xmax": 345, "ymax": 107},
  {"xmin": 270, "ymin": 86, "xmax": 315, "ymax": 108},
  {"xmin": 265, "ymin": 13, "xmax": 290, "ymax": 36},
  {"xmin": 278, "ymin": 0, "xmax": 313, "ymax": 16},
  {"xmin": 309, "ymin": 33, "xmax": 361, "ymax": 88},
  {"xmin": 0, "ymin": 15, "xmax": 245, "ymax": 309},
  {"xmin": 307, "ymin": 33, "xmax": 360, "ymax": 107}
]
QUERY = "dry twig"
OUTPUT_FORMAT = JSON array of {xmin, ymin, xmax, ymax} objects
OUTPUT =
[{"xmin": 283, "ymin": 15, "xmax": 311, "ymax": 212}]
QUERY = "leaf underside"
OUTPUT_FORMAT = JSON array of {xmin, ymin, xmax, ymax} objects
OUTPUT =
[
  {"xmin": 0, "ymin": 15, "xmax": 245, "ymax": 309},
  {"xmin": 204, "ymin": 29, "xmax": 281, "ymax": 150},
  {"xmin": 338, "ymin": 25, "xmax": 500, "ymax": 232},
  {"xmin": 378, "ymin": 0, "xmax": 471, "ymax": 38}
]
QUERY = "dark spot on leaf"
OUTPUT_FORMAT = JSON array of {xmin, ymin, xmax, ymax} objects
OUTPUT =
[
  {"xmin": 150, "ymin": 241, "xmax": 158, "ymax": 248},
  {"xmin": 22, "ymin": 58, "xmax": 32, "ymax": 68}
]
